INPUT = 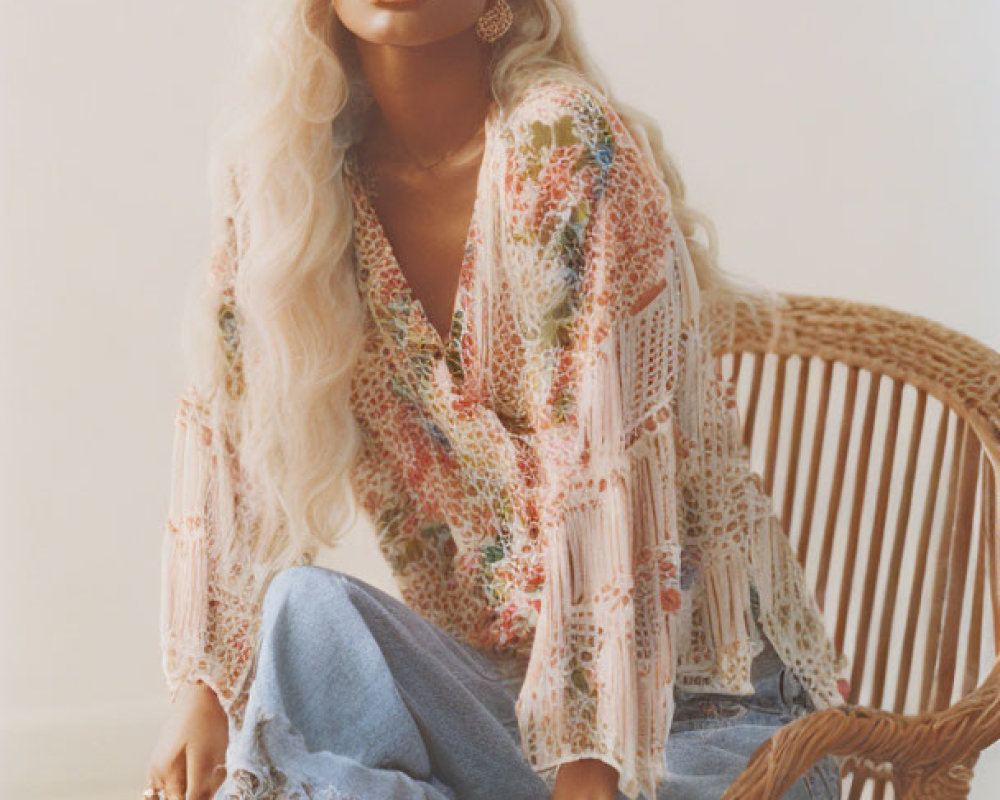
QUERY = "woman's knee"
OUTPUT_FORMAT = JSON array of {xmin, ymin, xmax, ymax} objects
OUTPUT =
[{"xmin": 263, "ymin": 564, "xmax": 350, "ymax": 616}]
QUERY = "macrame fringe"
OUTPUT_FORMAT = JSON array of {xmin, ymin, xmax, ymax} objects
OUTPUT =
[
  {"xmin": 161, "ymin": 389, "xmax": 215, "ymax": 646},
  {"xmin": 697, "ymin": 551, "xmax": 758, "ymax": 694},
  {"xmin": 160, "ymin": 385, "xmax": 254, "ymax": 715},
  {"xmin": 515, "ymin": 297, "xmax": 688, "ymax": 799}
]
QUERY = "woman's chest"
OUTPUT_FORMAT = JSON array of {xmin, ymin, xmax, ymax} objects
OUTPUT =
[
  {"xmin": 349, "ymin": 286, "xmax": 537, "ymax": 439},
  {"xmin": 349, "ymin": 163, "xmax": 587, "ymax": 492},
  {"xmin": 350, "ymin": 222, "xmax": 545, "ymax": 435},
  {"xmin": 366, "ymin": 182, "xmax": 481, "ymax": 345}
]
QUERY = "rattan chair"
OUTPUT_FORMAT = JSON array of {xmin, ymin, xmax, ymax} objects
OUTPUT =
[{"xmin": 710, "ymin": 294, "xmax": 1000, "ymax": 800}]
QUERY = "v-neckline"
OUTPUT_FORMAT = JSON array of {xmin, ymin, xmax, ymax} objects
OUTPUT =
[{"xmin": 348, "ymin": 106, "xmax": 498, "ymax": 359}]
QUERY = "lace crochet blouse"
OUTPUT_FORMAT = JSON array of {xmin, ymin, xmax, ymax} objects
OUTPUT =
[{"xmin": 160, "ymin": 76, "xmax": 851, "ymax": 800}]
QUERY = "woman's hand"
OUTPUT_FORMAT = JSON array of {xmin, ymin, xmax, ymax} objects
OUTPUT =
[
  {"xmin": 146, "ymin": 680, "xmax": 229, "ymax": 800},
  {"xmin": 550, "ymin": 757, "xmax": 621, "ymax": 800}
]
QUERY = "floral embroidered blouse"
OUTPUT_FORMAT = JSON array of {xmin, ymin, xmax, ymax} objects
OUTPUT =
[{"xmin": 161, "ymin": 76, "xmax": 851, "ymax": 800}]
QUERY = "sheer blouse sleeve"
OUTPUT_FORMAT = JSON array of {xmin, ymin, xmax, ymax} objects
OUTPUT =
[
  {"xmin": 503, "ymin": 81, "xmax": 688, "ymax": 800},
  {"xmin": 505, "ymin": 80, "xmax": 850, "ymax": 800},
  {"xmin": 159, "ymin": 202, "xmax": 314, "ymax": 726}
]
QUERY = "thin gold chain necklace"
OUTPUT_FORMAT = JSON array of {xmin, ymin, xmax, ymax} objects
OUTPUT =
[{"xmin": 376, "ymin": 116, "xmax": 487, "ymax": 172}]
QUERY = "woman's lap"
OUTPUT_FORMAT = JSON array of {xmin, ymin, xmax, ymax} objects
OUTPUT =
[
  {"xmin": 660, "ymin": 718, "xmax": 841, "ymax": 800},
  {"xmin": 215, "ymin": 564, "xmax": 546, "ymax": 800},
  {"xmin": 662, "ymin": 668, "xmax": 842, "ymax": 800},
  {"xmin": 214, "ymin": 565, "xmax": 840, "ymax": 800}
]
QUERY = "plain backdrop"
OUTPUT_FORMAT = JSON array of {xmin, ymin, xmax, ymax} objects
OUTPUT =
[{"xmin": 1, "ymin": 1, "xmax": 997, "ymax": 798}]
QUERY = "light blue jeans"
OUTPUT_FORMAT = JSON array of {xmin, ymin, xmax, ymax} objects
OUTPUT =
[{"xmin": 214, "ymin": 565, "xmax": 840, "ymax": 800}]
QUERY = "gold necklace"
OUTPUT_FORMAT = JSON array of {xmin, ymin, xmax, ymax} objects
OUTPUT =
[{"xmin": 378, "ymin": 116, "xmax": 487, "ymax": 172}]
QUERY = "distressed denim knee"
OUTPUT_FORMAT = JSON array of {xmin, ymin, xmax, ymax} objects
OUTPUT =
[
  {"xmin": 261, "ymin": 564, "xmax": 357, "ymax": 642},
  {"xmin": 262, "ymin": 564, "xmax": 351, "ymax": 621}
]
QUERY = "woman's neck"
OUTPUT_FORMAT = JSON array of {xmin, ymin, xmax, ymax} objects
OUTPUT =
[{"xmin": 354, "ymin": 31, "xmax": 493, "ymax": 163}]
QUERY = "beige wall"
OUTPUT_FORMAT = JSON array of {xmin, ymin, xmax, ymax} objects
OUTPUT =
[{"xmin": 1, "ymin": 1, "xmax": 996, "ymax": 797}]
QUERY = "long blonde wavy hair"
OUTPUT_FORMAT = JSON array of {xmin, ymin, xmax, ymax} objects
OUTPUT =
[{"xmin": 181, "ymin": 0, "xmax": 784, "ymax": 574}]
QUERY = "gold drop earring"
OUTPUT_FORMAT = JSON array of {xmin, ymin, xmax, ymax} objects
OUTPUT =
[{"xmin": 475, "ymin": 0, "xmax": 514, "ymax": 43}]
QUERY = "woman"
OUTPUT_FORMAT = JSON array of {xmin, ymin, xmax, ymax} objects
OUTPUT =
[{"xmin": 146, "ymin": 1, "xmax": 851, "ymax": 799}]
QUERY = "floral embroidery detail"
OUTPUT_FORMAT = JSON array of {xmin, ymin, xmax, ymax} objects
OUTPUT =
[
  {"xmin": 217, "ymin": 300, "xmax": 245, "ymax": 399},
  {"xmin": 444, "ymin": 307, "xmax": 466, "ymax": 385}
]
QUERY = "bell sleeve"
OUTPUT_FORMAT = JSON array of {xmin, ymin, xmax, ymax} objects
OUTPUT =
[
  {"xmin": 159, "ymin": 201, "xmax": 314, "ymax": 727},
  {"xmin": 505, "ymin": 82, "xmax": 689, "ymax": 800},
  {"xmin": 507, "ymin": 81, "xmax": 851, "ymax": 800}
]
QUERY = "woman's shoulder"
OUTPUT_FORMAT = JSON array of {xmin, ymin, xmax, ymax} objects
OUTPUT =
[
  {"xmin": 497, "ymin": 74, "xmax": 657, "ymax": 195},
  {"xmin": 507, "ymin": 74, "xmax": 607, "ymax": 116},
  {"xmin": 501, "ymin": 74, "xmax": 620, "ymax": 148}
]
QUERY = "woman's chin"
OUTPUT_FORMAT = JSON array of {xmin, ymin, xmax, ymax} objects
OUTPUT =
[{"xmin": 336, "ymin": 0, "xmax": 481, "ymax": 48}]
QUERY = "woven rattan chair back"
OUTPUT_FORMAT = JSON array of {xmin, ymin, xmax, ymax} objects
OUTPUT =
[{"xmin": 714, "ymin": 293, "xmax": 1000, "ymax": 800}]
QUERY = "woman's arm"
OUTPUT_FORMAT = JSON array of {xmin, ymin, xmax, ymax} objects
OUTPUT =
[
  {"xmin": 152, "ymin": 194, "xmax": 296, "ymax": 800},
  {"xmin": 502, "ymin": 79, "xmax": 685, "ymax": 800},
  {"xmin": 159, "ymin": 197, "xmax": 315, "ymax": 727},
  {"xmin": 160, "ymin": 380, "xmax": 263, "ymax": 720},
  {"xmin": 552, "ymin": 757, "xmax": 621, "ymax": 800}
]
